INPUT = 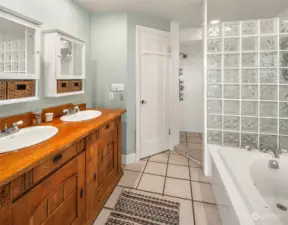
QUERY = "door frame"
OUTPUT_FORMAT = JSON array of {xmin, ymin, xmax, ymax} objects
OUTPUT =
[{"xmin": 136, "ymin": 25, "xmax": 177, "ymax": 161}]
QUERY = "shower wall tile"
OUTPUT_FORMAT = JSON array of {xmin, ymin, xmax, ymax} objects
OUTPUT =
[
  {"xmin": 208, "ymin": 69, "xmax": 222, "ymax": 83},
  {"xmin": 224, "ymin": 54, "xmax": 240, "ymax": 67},
  {"xmin": 242, "ymin": 85, "xmax": 258, "ymax": 99},
  {"xmin": 242, "ymin": 53, "xmax": 258, "ymax": 67},
  {"xmin": 260, "ymin": 52, "xmax": 277, "ymax": 67},
  {"xmin": 280, "ymin": 69, "xmax": 288, "ymax": 84},
  {"xmin": 224, "ymin": 69, "xmax": 239, "ymax": 83},
  {"xmin": 280, "ymin": 52, "xmax": 288, "ymax": 67},
  {"xmin": 279, "ymin": 136, "xmax": 288, "ymax": 150},
  {"xmin": 242, "ymin": 37, "xmax": 258, "ymax": 51},
  {"xmin": 280, "ymin": 19, "xmax": 288, "ymax": 34},
  {"xmin": 260, "ymin": 102, "xmax": 277, "ymax": 117},
  {"xmin": 279, "ymin": 119, "xmax": 288, "ymax": 135},
  {"xmin": 208, "ymin": 54, "xmax": 222, "ymax": 68},
  {"xmin": 208, "ymin": 24, "xmax": 221, "ymax": 37},
  {"xmin": 280, "ymin": 86, "xmax": 288, "ymax": 101},
  {"xmin": 242, "ymin": 101, "xmax": 258, "ymax": 116},
  {"xmin": 208, "ymin": 115, "xmax": 222, "ymax": 129},
  {"xmin": 280, "ymin": 35, "xmax": 288, "ymax": 50},
  {"xmin": 224, "ymin": 22, "xmax": 239, "ymax": 36},
  {"xmin": 207, "ymin": 84, "xmax": 222, "ymax": 98},
  {"xmin": 208, "ymin": 39, "xmax": 222, "ymax": 52},
  {"xmin": 242, "ymin": 117, "xmax": 258, "ymax": 132},
  {"xmin": 259, "ymin": 135, "xmax": 277, "ymax": 150},
  {"xmin": 224, "ymin": 100, "xmax": 240, "ymax": 115},
  {"xmin": 280, "ymin": 102, "xmax": 288, "ymax": 117},
  {"xmin": 241, "ymin": 134, "xmax": 258, "ymax": 149},
  {"xmin": 224, "ymin": 132, "xmax": 240, "ymax": 147},
  {"xmin": 224, "ymin": 38, "xmax": 239, "ymax": 52},
  {"xmin": 242, "ymin": 20, "xmax": 258, "ymax": 35},
  {"xmin": 224, "ymin": 116, "xmax": 240, "ymax": 131},
  {"xmin": 242, "ymin": 69, "xmax": 258, "ymax": 83},
  {"xmin": 260, "ymin": 85, "xmax": 277, "ymax": 100},
  {"xmin": 260, "ymin": 35, "xmax": 278, "ymax": 50},
  {"xmin": 260, "ymin": 19, "xmax": 276, "ymax": 34},
  {"xmin": 208, "ymin": 100, "xmax": 222, "ymax": 114},
  {"xmin": 260, "ymin": 118, "xmax": 277, "ymax": 134},
  {"xmin": 260, "ymin": 69, "xmax": 277, "ymax": 83},
  {"xmin": 207, "ymin": 130, "xmax": 222, "ymax": 145},
  {"xmin": 224, "ymin": 85, "xmax": 239, "ymax": 99}
]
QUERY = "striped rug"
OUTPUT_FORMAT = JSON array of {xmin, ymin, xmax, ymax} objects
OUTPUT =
[{"xmin": 106, "ymin": 190, "xmax": 180, "ymax": 225}]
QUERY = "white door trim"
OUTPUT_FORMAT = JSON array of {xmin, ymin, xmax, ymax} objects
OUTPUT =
[{"xmin": 136, "ymin": 25, "xmax": 172, "ymax": 162}]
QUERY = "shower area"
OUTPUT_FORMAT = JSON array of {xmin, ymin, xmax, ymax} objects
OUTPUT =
[
  {"xmin": 206, "ymin": 17, "xmax": 288, "ymax": 225},
  {"xmin": 175, "ymin": 29, "xmax": 204, "ymax": 165}
]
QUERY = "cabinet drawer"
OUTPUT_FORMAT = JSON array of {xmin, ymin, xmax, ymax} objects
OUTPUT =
[
  {"xmin": 99, "ymin": 121, "xmax": 115, "ymax": 139},
  {"xmin": 11, "ymin": 139, "xmax": 85, "ymax": 200}
]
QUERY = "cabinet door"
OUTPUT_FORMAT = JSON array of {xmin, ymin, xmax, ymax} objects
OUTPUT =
[
  {"xmin": 12, "ymin": 153, "xmax": 85, "ymax": 225},
  {"xmin": 86, "ymin": 124, "xmax": 118, "ymax": 222},
  {"xmin": 56, "ymin": 35, "xmax": 85, "ymax": 79}
]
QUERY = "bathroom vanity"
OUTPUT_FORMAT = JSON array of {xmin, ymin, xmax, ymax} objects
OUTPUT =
[{"xmin": 0, "ymin": 104, "xmax": 125, "ymax": 225}]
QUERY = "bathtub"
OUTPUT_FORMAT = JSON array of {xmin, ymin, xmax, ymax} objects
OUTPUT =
[{"xmin": 209, "ymin": 145, "xmax": 288, "ymax": 225}]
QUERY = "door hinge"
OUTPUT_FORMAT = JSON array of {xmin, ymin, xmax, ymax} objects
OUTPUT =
[{"xmin": 169, "ymin": 129, "xmax": 171, "ymax": 135}]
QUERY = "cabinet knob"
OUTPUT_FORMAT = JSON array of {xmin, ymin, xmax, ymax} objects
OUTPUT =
[
  {"xmin": 53, "ymin": 154, "xmax": 63, "ymax": 163},
  {"xmin": 105, "ymin": 124, "xmax": 110, "ymax": 129},
  {"xmin": 93, "ymin": 173, "xmax": 97, "ymax": 182},
  {"xmin": 80, "ymin": 188, "xmax": 84, "ymax": 198}
]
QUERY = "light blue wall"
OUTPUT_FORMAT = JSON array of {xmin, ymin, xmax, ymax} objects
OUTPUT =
[
  {"xmin": 0, "ymin": 0, "xmax": 92, "ymax": 117},
  {"xmin": 90, "ymin": 12, "xmax": 170, "ymax": 155}
]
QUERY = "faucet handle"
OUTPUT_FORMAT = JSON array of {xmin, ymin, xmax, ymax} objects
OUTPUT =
[
  {"xmin": 63, "ymin": 109, "xmax": 69, "ymax": 114},
  {"xmin": 13, "ymin": 120, "xmax": 23, "ymax": 127}
]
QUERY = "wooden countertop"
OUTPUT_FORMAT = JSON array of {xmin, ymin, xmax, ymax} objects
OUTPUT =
[{"xmin": 0, "ymin": 108, "xmax": 126, "ymax": 187}]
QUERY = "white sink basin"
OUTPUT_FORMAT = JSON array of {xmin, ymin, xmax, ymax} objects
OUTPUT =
[
  {"xmin": 0, "ymin": 126, "xmax": 58, "ymax": 153},
  {"xmin": 60, "ymin": 110, "xmax": 102, "ymax": 122}
]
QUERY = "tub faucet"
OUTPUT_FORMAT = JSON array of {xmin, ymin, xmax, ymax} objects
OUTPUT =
[{"xmin": 260, "ymin": 148, "xmax": 281, "ymax": 159}]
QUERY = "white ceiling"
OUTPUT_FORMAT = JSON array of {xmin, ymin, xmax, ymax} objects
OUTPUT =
[
  {"xmin": 74, "ymin": 0, "xmax": 288, "ymax": 28},
  {"xmin": 73, "ymin": 0, "xmax": 203, "ymax": 28},
  {"xmin": 208, "ymin": 0, "xmax": 288, "ymax": 22}
]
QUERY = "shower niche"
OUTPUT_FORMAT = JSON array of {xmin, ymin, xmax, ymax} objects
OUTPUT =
[
  {"xmin": 0, "ymin": 9, "xmax": 41, "ymax": 104},
  {"xmin": 44, "ymin": 30, "xmax": 86, "ymax": 97}
]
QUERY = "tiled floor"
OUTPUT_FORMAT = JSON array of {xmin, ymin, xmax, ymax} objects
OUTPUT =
[
  {"xmin": 93, "ymin": 150, "xmax": 222, "ymax": 225},
  {"xmin": 175, "ymin": 131, "xmax": 203, "ymax": 164}
]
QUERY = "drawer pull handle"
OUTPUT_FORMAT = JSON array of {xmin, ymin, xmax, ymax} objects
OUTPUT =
[
  {"xmin": 93, "ymin": 173, "xmax": 97, "ymax": 182},
  {"xmin": 53, "ymin": 154, "xmax": 63, "ymax": 163},
  {"xmin": 105, "ymin": 124, "xmax": 110, "ymax": 129},
  {"xmin": 80, "ymin": 188, "xmax": 84, "ymax": 198}
]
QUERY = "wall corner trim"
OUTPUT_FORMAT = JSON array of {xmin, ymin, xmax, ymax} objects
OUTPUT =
[{"xmin": 122, "ymin": 153, "xmax": 136, "ymax": 165}]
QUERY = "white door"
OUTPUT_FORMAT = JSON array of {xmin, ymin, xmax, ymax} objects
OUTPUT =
[{"xmin": 138, "ymin": 27, "xmax": 170, "ymax": 159}]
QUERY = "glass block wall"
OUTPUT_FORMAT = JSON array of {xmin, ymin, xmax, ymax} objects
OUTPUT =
[{"xmin": 206, "ymin": 18, "xmax": 288, "ymax": 150}]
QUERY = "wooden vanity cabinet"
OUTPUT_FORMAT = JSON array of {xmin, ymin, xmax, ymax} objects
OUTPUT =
[
  {"xmin": 12, "ymin": 152, "xmax": 86, "ymax": 225},
  {"xmin": 86, "ymin": 119, "xmax": 122, "ymax": 224}
]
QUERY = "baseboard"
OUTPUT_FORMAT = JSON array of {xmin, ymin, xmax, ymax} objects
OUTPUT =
[{"xmin": 122, "ymin": 153, "xmax": 136, "ymax": 164}]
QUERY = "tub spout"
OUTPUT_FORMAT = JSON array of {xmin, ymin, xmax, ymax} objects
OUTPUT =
[{"xmin": 260, "ymin": 148, "xmax": 281, "ymax": 159}]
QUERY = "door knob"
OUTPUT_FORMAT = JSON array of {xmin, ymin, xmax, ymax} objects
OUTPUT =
[{"xmin": 141, "ymin": 100, "xmax": 147, "ymax": 104}]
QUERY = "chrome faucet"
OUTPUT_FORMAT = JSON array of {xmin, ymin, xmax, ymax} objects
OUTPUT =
[
  {"xmin": 260, "ymin": 148, "xmax": 281, "ymax": 159},
  {"xmin": 63, "ymin": 106, "xmax": 80, "ymax": 115},
  {"xmin": 0, "ymin": 120, "xmax": 23, "ymax": 138}
]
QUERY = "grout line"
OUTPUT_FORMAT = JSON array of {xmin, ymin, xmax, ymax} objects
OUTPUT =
[
  {"xmin": 135, "ymin": 159, "xmax": 149, "ymax": 189},
  {"xmin": 163, "ymin": 194, "xmax": 192, "ymax": 201},
  {"xmin": 193, "ymin": 199, "xmax": 217, "ymax": 206},
  {"xmin": 162, "ymin": 150, "xmax": 170, "ymax": 196},
  {"xmin": 189, "ymin": 158, "xmax": 197, "ymax": 225}
]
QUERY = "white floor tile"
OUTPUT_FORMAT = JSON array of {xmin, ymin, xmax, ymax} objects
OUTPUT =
[
  {"xmin": 118, "ymin": 170, "xmax": 141, "ymax": 188},
  {"xmin": 93, "ymin": 208, "xmax": 111, "ymax": 225},
  {"xmin": 194, "ymin": 201, "xmax": 222, "ymax": 225},
  {"xmin": 169, "ymin": 154, "xmax": 189, "ymax": 166},
  {"xmin": 167, "ymin": 164, "xmax": 190, "ymax": 180},
  {"xmin": 164, "ymin": 178, "xmax": 192, "ymax": 199},
  {"xmin": 144, "ymin": 161, "xmax": 167, "ymax": 176},
  {"xmin": 124, "ymin": 160, "xmax": 147, "ymax": 172},
  {"xmin": 138, "ymin": 174, "xmax": 165, "ymax": 194}
]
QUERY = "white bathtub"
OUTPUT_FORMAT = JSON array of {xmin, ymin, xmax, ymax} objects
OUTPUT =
[{"xmin": 209, "ymin": 145, "xmax": 288, "ymax": 225}]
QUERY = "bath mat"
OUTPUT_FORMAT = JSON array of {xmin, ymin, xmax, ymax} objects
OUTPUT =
[{"xmin": 106, "ymin": 190, "xmax": 180, "ymax": 225}]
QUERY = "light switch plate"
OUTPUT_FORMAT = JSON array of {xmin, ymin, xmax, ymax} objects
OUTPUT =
[
  {"xmin": 111, "ymin": 83, "xmax": 125, "ymax": 92},
  {"xmin": 109, "ymin": 92, "xmax": 114, "ymax": 100}
]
